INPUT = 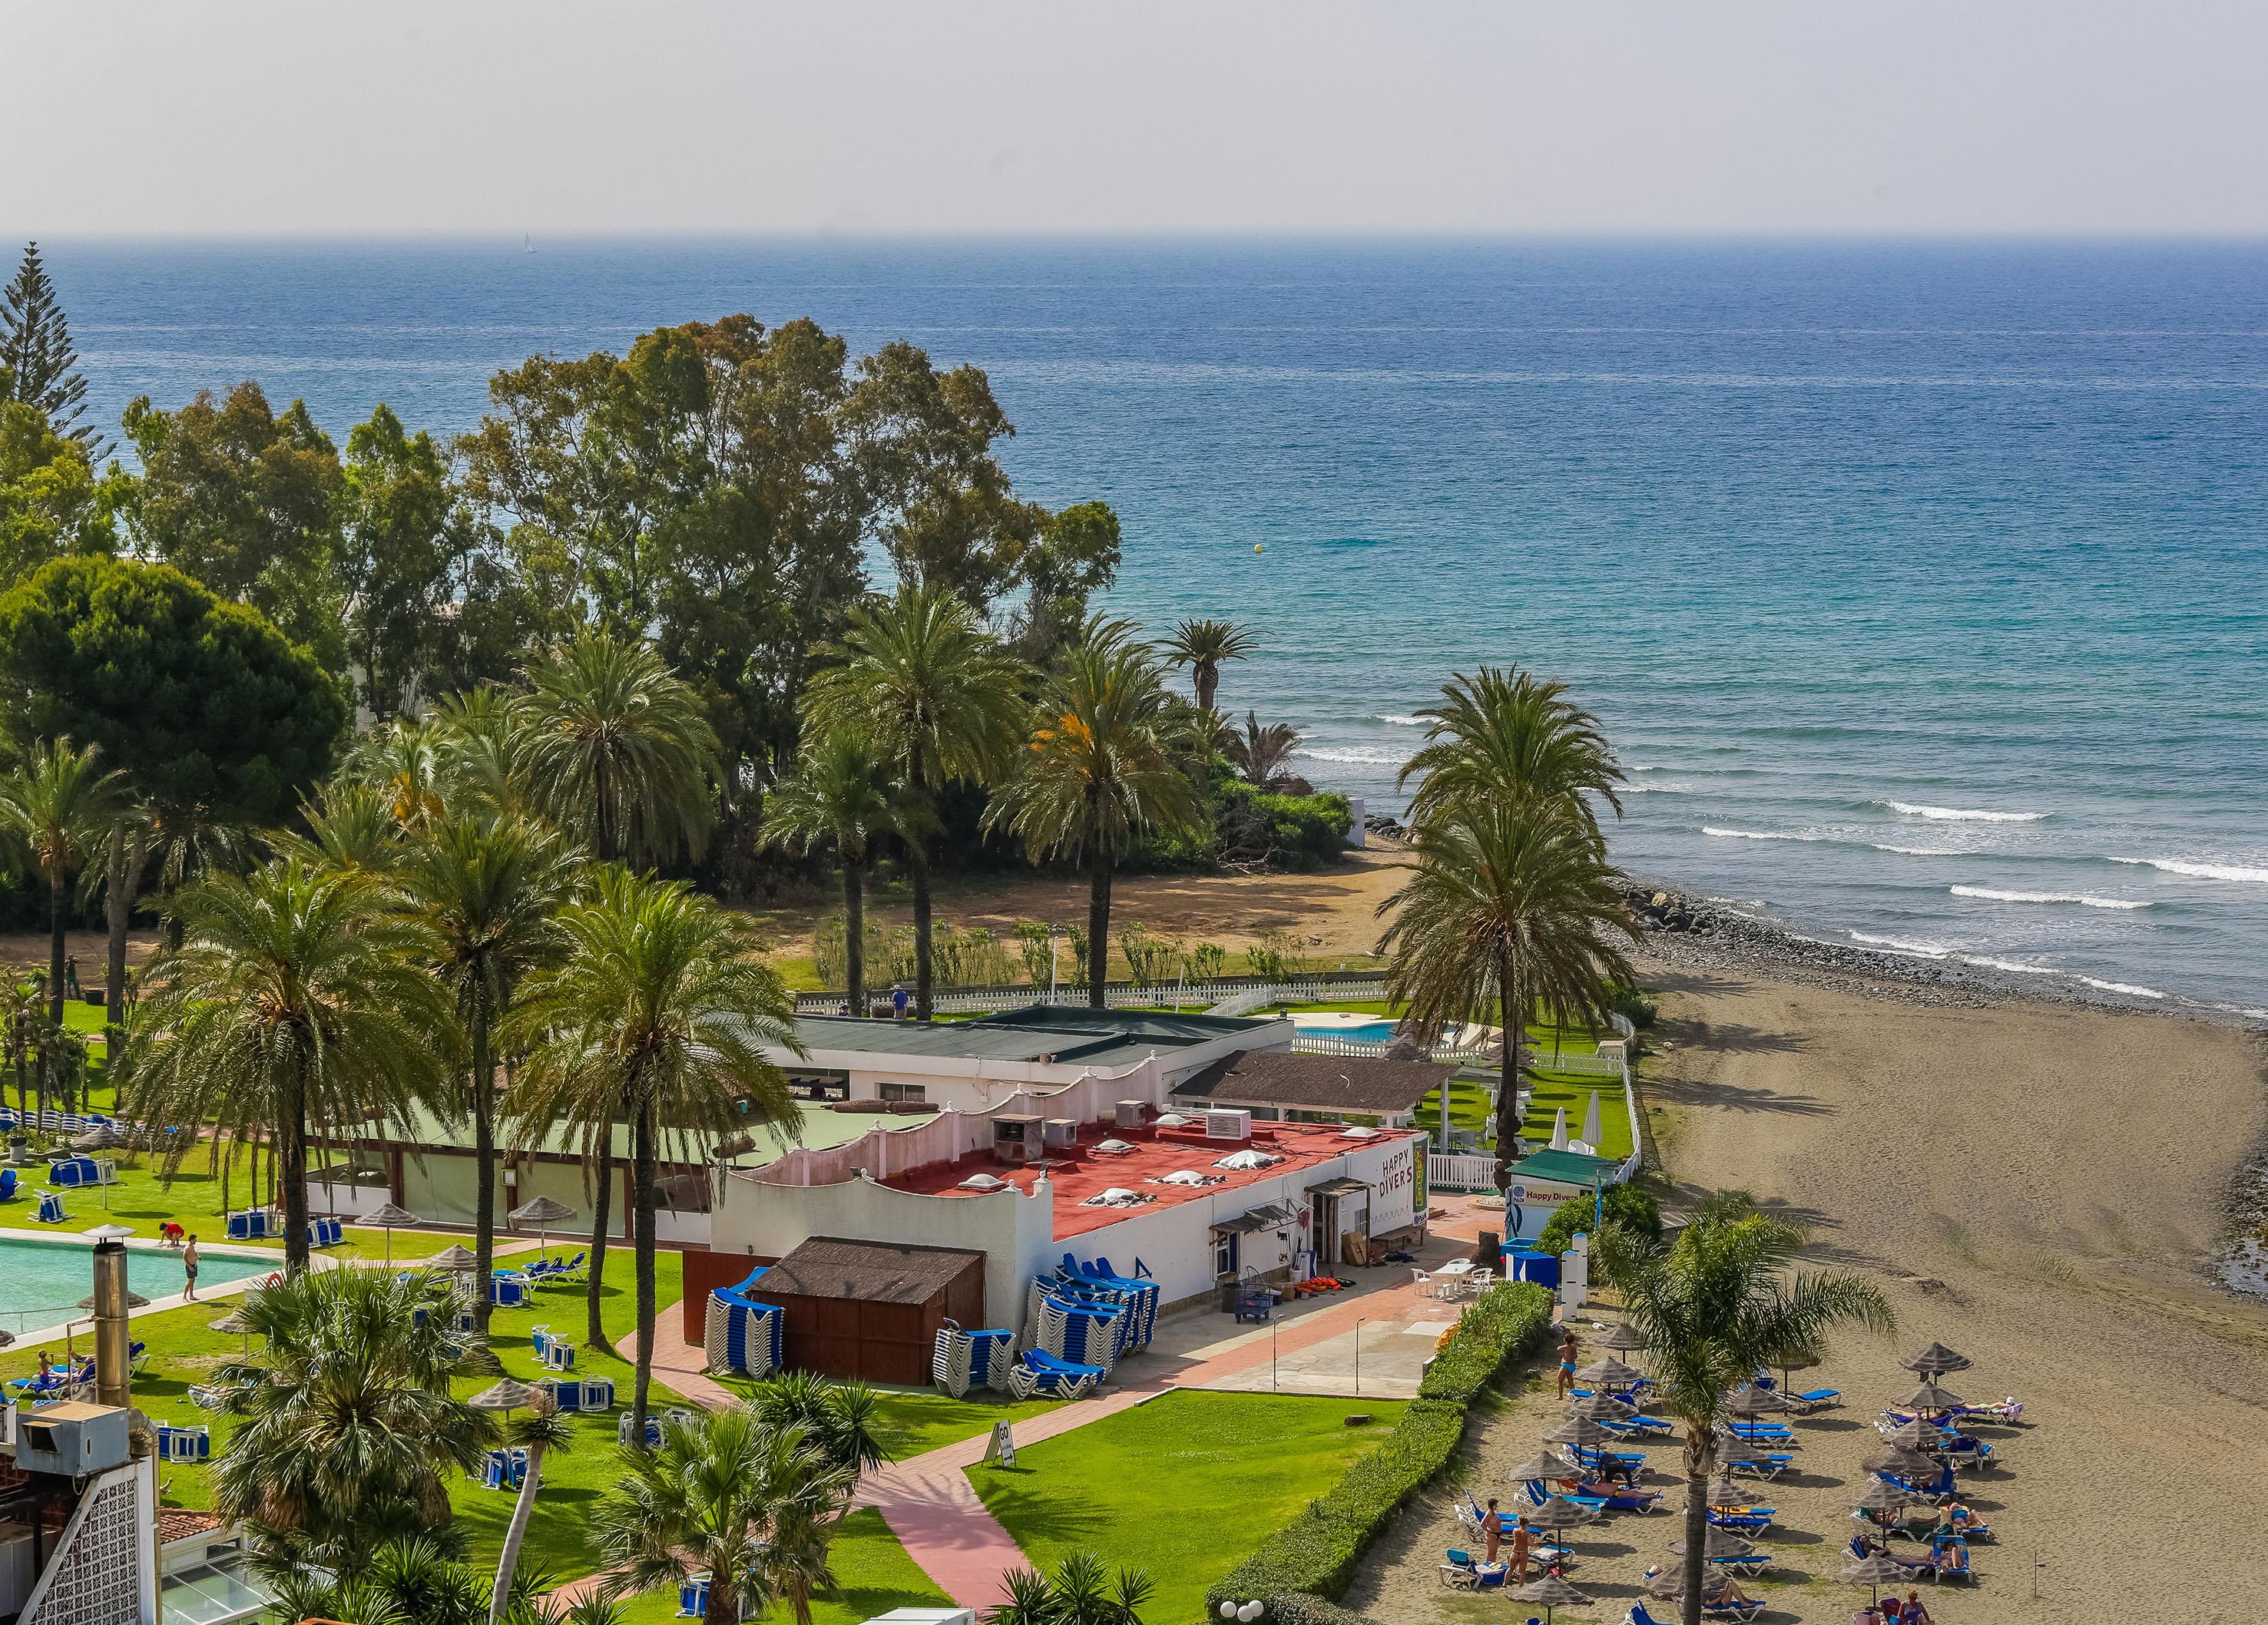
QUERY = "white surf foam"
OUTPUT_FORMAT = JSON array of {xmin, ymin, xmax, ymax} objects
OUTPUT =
[
  {"xmin": 1298, "ymin": 744, "xmax": 1404, "ymax": 766},
  {"xmin": 1882, "ymin": 800, "xmax": 2049, "ymax": 823},
  {"xmin": 2111, "ymin": 856, "xmax": 2268, "ymax": 886},
  {"xmin": 1849, "ymin": 932, "xmax": 1953, "ymax": 958},
  {"xmin": 1949, "ymin": 885, "xmax": 2150, "ymax": 911},
  {"xmin": 1702, "ymin": 826, "xmax": 1823, "ymax": 842},
  {"xmin": 2074, "ymin": 975, "xmax": 2166, "ymax": 999},
  {"xmin": 1875, "ymin": 842, "xmax": 1981, "ymax": 857},
  {"xmin": 1373, "ymin": 713, "xmax": 1425, "ymax": 727}
]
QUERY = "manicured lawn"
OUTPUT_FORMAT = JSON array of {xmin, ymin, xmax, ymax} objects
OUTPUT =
[
  {"xmin": 605, "ymin": 1508, "xmax": 952, "ymax": 1624},
  {"xmin": 1521, "ymin": 1069, "xmax": 1632, "ymax": 1161},
  {"xmin": 713, "ymin": 1374, "xmax": 1061, "ymax": 1461},
  {"xmin": 1416, "ymin": 1076, "xmax": 1496, "ymax": 1142},
  {"xmin": 0, "ymin": 1244, "xmax": 703, "ymax": 1593},
  {"xmin": 968, "ymin": 1390, "xmax": 1407, "ymax": 1624}
]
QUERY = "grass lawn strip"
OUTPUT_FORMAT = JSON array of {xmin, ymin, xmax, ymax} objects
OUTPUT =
[
  {"xmin": 604, "ymin": 1508, "xmax": 952, "ymax": 1624},
  {"xmin": 968, "ymin": 1390, "xmax": 1407, "ymax": 1625}
]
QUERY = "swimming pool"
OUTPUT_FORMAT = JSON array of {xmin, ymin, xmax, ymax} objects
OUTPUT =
[
  {"xmin": 0, "ymin": 1236, "xmax": 273, "ymax": 1332},
  {"xmin": 1289, "ymin": 1014, "xmax": 1399, "ymax": 1044}
]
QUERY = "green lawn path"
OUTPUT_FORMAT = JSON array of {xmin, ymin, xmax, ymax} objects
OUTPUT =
[{"xmin": 968, "ymin": 1390, "xmax": 1408, "ymax": 1625}]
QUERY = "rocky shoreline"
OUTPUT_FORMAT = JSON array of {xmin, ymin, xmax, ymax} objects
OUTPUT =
[{"xmin": 1620, "ymin": 879, "xmax": 2243, "ymax": 1018}]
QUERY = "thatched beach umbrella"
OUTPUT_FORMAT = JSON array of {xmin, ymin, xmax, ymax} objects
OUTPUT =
[
  {"xmin": 1705, "ymin": 1477, "xmax": 1750, "ymax": 1508},
  {"xmin": 1893, "ymin": 1380, "xmax": 1966, "ymax": 1412},
  {"xmin": 508, "ymin": 1194, "xmax": 577, "ymax": 1260},
  {"xmin": 209, "ymin": 1309, "xmax": 256, "ymax": 1358},
  {"xmin": 428, "ymin": 1243, "xmax": 479, "ymax": 1270},
  {"xmin": 1723, "ymin": 1384, "xmax": 1790, "ymax": 1416},
  {"xmin": 1568, "ymin": 1391, "xmax": 1637, "ymax": 1421},
  {"xmin": 1862, "ymin": 1445, "xmax": 1941, "ymax": 1480},
  {"xmin": 1670, "ymin": 1527, "xmax": 1757, "ymax": 1560},
  {"xmin": 78, "ymin": 1289, "xmax": 150, "ymax": 1310},
  {"xmin": 1574, "ymin": 1355, "xmax": 1644, "ymax": 1387},
  {"xmin": 470, "ymin": 1378, "xmax": 535, "ymax": 1415},
  {"xmin": 1842, "ymin": 1549, "xmax": 1920, "ymax": 1603},
  {"xmin": 1883, "ymin": 1417, "xmax": 1952, "ymax": 1451},
  {"xmin": 1521, "ymin": 1495, "xmax": 1601, "ymax": 1534},
  {"xmin": 1596, "ymin": 1322, "xmax": 1648, "ymax": 1352},
  {"xmin": 1851, "ymin": 1479, "xmax": 1919, "ymax": 1514},
  {"xmin": 1508, "ymin": 1575, "xmax": 1591, "ymax": 1623},
  {"xmin": 365, "ymin": 1202, "xmax": 420, "ymax": 1266},
  {"xmin": 1901, "ymin": 1341, "xmax": 1972, "ymax": 1376},
  {"xmin": 1542, "ymin": 1415, "xmax": 1617, "ymax": 1450},
  {"xmin": 1509, "ymin": 1450, "xmax": 1582, "ymax": 1484}
]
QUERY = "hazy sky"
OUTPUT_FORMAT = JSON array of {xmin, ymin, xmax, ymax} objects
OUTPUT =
[{"xmin": 15, "ymin": 1, "xmax": 2268, "ymax": 236}]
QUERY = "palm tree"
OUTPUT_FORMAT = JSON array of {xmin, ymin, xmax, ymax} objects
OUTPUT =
[
  {"xmin": 1397, "ymin": 667, "xmax": 1626, "ymax": 834},
  {"xmin": 401, "ymin": 812, "xmax": 574, "ymax": 1339},
  {"xmin": 273, "ymin": 1537, "xmax": 591, "ymax": 1625},
  {"xmin": 145, "ymin": 798, "xmax": 254, "ymax": 947},
  {"xmin": 746, "ymin": 1369, "xmax": 892, "ymax": 1481},
  {"xmin": 802, "ymin": 583, "xmax": 1026, "ymax": 1019},
  {"xmin": 275, "ymin": 778, "xmax": 406, "ymax": 874},
  {"xmin": 1161, "ymin": 617, "xmax": 1255, "ymax": 713},
  {"xmin": 128, "ymin": 857, "xmax": 455, "ymax": 1272},
  {"xmin": 489, "ymin": 1391, "xmax": 576, "ymax": 1624},
  {"xmin": 216, "ymin": 1266, "xmax": 497, "ymax": 1577},
  {"xmin": 985, "ymin": 1552, "xmax": 1154, "ymax": 1625},
  {"xmin": 986, "ymin": 627, "xmax": 1204, "ymax": 1011},
  {"xmin": 91, "ymin": 799, "xmax": 153, "ymax": 1062},
  {"xmin": 1598, "ymin": 1196, "xmax": 1892, "ymax": 1625},
  {"xmin": 430, "ymin": 684, "xmax": 528, "ymax": 815},
  {"xmin": 760, "ymin": 729, "xmax": 895, "ymax": 1018},
  {"xmin": 508, "ymin": 869, "xmax": 800, "ymax": 1435},
  {"xmin": 1377, "ymin": 798, "xmax": 1636, "ymax": 1190},
  {"xmin": 592, "ymin": 1406, "xmax": 855, "ymax": 1625},
  {"xmin": 0, "ymin": 738, "xmax": 128, "ymax": 1060},
  {"xmin": 1223, "ymin": 711, "xmax": 1303, "ymax": 789},
  {"xmin": 515, "ymin": 631, "xmax": 719, "ymax": 868}
]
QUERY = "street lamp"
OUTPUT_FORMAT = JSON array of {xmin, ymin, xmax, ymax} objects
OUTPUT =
[{"xmin": 1353, "ymin": 1316, "xmax": 1368, "ymax": 1394}]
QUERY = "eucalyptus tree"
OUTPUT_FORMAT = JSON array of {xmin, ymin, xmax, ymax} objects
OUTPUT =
[
  {"xmin": 801, "ymin": 583, "xmax": 1025, "ymax": 1018},
  {"xmin": 129, "ymin": 857, "xmax": 454, "ymax": 1271},
  {"xmin": 1599, "ymin": 1197, "xmax": 1892, "ymax": 1625},
  {"xmin": 986, "ymin": 624, "xmax": 1203, "ymax": 1010},
  {"xmin": 759, "ymin": 729, "xmax": 895, "ymax": 1016},
  {"xmin": 507, "ymin": 869, "xmax": 799, "ymax": 1428},
  {"xmin": 514, "ymin": 630, "xmax": 719, "ymax": 867},
  {"xmin": 1376, "ymin": 798, "xmax": 1635, "ymax": 1189}
]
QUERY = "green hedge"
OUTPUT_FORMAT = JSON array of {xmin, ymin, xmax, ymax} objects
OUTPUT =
[{"xmin": 1205, "ymin": 1282, "xmax": 1555, "ymax": 1617}]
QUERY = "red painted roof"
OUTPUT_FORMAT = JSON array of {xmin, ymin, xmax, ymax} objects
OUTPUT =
[{"xmin": 882, "ymin": 1118, "xmax": 1422, "ymax": 1237}]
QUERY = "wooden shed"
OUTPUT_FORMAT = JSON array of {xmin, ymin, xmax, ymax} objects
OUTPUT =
[{"xmin": 749, "ymin": 1236, "xmax": 988, "ymax": 1386}]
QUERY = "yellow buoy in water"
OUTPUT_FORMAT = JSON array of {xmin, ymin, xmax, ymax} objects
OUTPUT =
[{"xmin": 1254, "ymin": 544, "xmax": 1264, "ymax": 554}]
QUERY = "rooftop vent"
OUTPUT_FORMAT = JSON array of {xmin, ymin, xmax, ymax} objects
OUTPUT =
[
  {"xmin": 1043, "ymin": 1118, "xmax": 1079, "ymax": 1150},
  {"xmin": 1114, "ymin": 1100, "xmax": 1146, "ymax": 1130},
  {"xmin": 1203, "ymin": 1109, "xmax": 1253, "ymax": 1143}
]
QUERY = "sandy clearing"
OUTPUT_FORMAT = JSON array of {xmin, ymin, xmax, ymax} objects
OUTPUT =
[{"xmin": 1347, "ymin": 958, "xmax": 2268, "ymax": 1625}]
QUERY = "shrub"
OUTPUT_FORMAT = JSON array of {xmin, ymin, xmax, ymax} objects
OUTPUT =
[
  {"xmin": 1217, "ymin": 782, "xmax": 1353, "ymax": 868},
  {"xmin": 1605, "ymin": 980, "xmax": 1657, "ymax": 1029},
  {"xmin": 1535, "ymin": 1183, "xmax": 1662, "ymax": 1258},
  {"xmin": 1207, "ymin": 1282, "xmax": 1554, "ymax": 1613}
]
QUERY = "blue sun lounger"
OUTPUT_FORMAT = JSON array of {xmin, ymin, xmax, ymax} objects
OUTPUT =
[{"xmin": 1006, "ymin": 1349, "xmax": 1105, "ymax": 1399}]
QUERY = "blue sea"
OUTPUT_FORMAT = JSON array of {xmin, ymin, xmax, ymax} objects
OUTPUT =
[{"xmin": 42, "ymin": 238, "xmax": 2268, "ymax": 1016}]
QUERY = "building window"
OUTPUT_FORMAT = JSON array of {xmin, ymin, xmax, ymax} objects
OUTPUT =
[
  {"xmin": 880, "ymin": 1083, "xmax": 927, "ymax": 1105},
  {"xmin": 1213, "ymin": 1230, "xmax": 1240, "ymax": 1277}
]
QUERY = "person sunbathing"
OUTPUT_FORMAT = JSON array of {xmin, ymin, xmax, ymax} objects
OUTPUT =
[
  {"xmin": 1941, "ymin": 1497, "xmax": 1983, "ymax": 1534},
  {"xmin": 1930, "ymin": 1535, "xmax": 1971, "ymax": 1577},
  {"xmin": 1710, "ymin": 1576, "xmax": 1757, "ymax": 1607}
]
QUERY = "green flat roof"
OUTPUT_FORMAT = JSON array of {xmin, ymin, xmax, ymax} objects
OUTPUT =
[
  {"xmin": 330, "ymin": 1099, "xmax": 938, "ymax": 1169},
  {"xmin": 1510, "ymin": 1147, "xmax": 1615, "ymax": 1188},
  {"xmin": 788, "ymin": 1004, "xmax": 1256, "ymax": 1067}
]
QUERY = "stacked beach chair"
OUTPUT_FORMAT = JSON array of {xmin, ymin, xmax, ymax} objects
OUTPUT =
[
  {"xmin": 703, "ymin": 1266, "xmax": 785, "ymax": 1378},
  {"xmin": 1052, "ymin": 1254, "xmax": 1160, "ymax": 1349},
  {"xmin": 1008, "ymin": 1279, "xmax": 1127, "ymax": 1398},
  {"xmin": 931, "ymin": 1319, "xmax": 1017, "ymax": 1398}
]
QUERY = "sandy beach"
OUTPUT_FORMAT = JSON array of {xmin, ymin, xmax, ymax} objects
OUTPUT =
[{"xmin": 1348, "ymin": 948, "xmax": 2268, "ymax": 1623}]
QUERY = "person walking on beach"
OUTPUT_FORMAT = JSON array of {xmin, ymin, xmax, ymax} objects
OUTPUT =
[
  {"xmin": 1555, "ymin": 1325, "xmax": 1579, "ymax": 1397},
  {"xmin": 1478, "ymin": 1498, "xmax": 1504, "ymax": 1562},
  {"xmin": 1508, "ymin": 1514, "xmax": 1535, "ymax": 1581},
  {"xmin": 181, "ymin": 1234, "xmax": 199, "ymax": 1301}
]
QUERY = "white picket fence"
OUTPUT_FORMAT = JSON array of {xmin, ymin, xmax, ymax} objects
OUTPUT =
[
  {"xmin": 1292, "ymin": 1031, "xmax": 1495, "ymax": 1067},
  {"xmin": 1424, "ymin": 1013, "xmax": 1644, "ymax": 1193},
  {"xmin": 795, "ymin": 975, "xmax": 1390, "ymax": 1018}
]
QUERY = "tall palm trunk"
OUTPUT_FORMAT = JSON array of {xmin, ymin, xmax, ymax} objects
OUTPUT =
[
  {"xmin": 843, "ymin": 857, "xmax": 866, "ymax": 1018},
  {"xmin": 704, "ymin": 1567, "xmax": 737, "ymax": 1625},
  {"xmin": 1494, "ymin": 949, "xmax": 1522, "ymax": 1191},
  {"xmin": 584, "ymin": 1140, "xmax": 614, "ymax": 1348},
  {"xmin": 629, "ymin": 1092, "xmax": 658, "ymax": 1445},
  {"xmin": 1086, "ymin": 809, "xmax": 1112, "ymax": 1013},
  {"xmin": 594, "ymin": 760, "xmax": 617, "ymax": 865},
  {"xmin": 1195, "ymin": 661, "xmax": 1219, "ymax": 712},
  {"xmin": 471, "ymin": 1010, "xmax": 498, "ymax": 1338},
  {"xmin": 1681, "ymin": 1422, "xmax": 1714, "ymax": 1625},
  {"xmin": 280, "ymin": 1066, "xmax": 311, "ymax": 1273},
  {"xmin": 45, "ymin": 871, "xmax": 65, "ymax": 1034},
  {"xmin": 104, "ymin": 826, "xmax": 136, "ymax": 1062},
  {"xmin": 488, "ymin": 1434, "xmax": 548, "ymax": 1625},
  {"xmin": 909, "ymin": 842, "xmax": 935, "ymax": 1022}
]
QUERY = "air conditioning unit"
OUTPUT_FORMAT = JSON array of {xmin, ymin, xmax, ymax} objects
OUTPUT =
[
  {"xmin": 1043, "ymin": 1119, "xmax": 1078, "ymax": 1150},
  {"xmin": 1114, "ymin": 1100, "xmax": 1146, "ymax": 1130},
  {"xmin": 1204, "ymin": 1109, "xmax": 1253, "ymax": 1143},
  {"xmin": 992, "ymin": 1115, "xmax": 1044, "ymax": 1165},
  {"xmin": 12, "ymin": 1402, "xmax": 129, "ymax": 1477}
]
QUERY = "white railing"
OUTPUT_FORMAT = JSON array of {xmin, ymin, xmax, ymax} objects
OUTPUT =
[
  {"xmin": 1291, "ymin": 1031, "xmax": 1493, "ymax": 1067},
  {"xmin": 1525, "ymin": 1049, "xmax": 1623, "ymax": 1077},
  {"xmin": 1427, "ymin": 1151, "xmax": 1498, "ymax": 1192},
  {"xmin": 795, "ymin": 975, "xmax": 1390, "ymax": 1018}
]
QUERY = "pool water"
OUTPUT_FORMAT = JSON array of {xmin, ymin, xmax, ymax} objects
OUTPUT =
[
  {"xmin": 1290, "ymin": 1016, "xmax": 1399, "ymax": 1044},
  {"xmin": 0, "ymin": 1237, "xmax": 273, "ymax": 1329}
]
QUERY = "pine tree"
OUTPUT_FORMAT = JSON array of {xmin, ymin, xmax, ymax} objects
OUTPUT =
[{"xmin": 0, "ymin": 243, "xmax": 106, "ymax": 462}]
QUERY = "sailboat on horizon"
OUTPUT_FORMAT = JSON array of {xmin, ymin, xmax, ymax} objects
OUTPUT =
[{"xmin": 523, "ymin": 231, "xmax": 535, "ymax": 254}]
